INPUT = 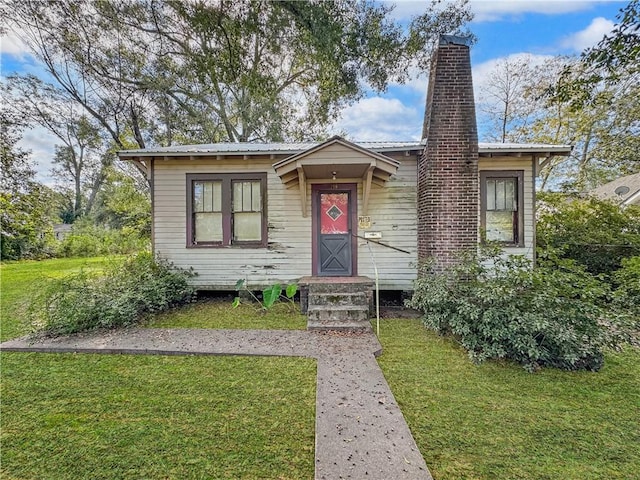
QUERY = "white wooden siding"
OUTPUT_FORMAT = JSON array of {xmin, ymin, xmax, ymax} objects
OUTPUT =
[
  {"xmin": 152, "ymin": 153, "xmax": 533, "ymax": 290},
  {"xmin": 356, "ymin": 157, "xmax": 417, "ymax": 289},
  {"xmin": 153, "ymin": 155, "xmax": 418, "ymax": 290},
  {"xmin": 479, "ymin": 156, "xmax": 536, "ymax": 261}
]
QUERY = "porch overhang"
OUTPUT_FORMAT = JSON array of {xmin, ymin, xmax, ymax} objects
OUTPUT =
[{"xmin": 272, "ymin": 136, "xmax": 400, "ymax": 217}]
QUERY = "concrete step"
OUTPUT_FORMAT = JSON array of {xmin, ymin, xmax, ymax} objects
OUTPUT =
[
  {"xmin": 307, "ymin": 281, "xmax": 374, "ymax": 295},
  {"xmin": 307, "ymin": 305, "xmax": 370, "ymax": 323},
  {"xmin": 308, "ymin": 292, "xmax": 369, "ymax": 308},
  {"xmin": 307, "ymin": 320, "xmax": 372, "ymax": 332}
]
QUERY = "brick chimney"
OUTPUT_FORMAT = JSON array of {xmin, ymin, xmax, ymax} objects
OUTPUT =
[{"xmin": 417, "ymin": 35, "xmax": 479, "ymax": 272}]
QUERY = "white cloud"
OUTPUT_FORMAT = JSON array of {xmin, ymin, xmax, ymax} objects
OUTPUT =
[
  {"xmin": 559, "ymin": 16, "xmax": 614, "ymax": 51},
  {"xmin": 382, "ymin": 0, "xmax": 427, "ymax": 20},
  {"xmin": 390, "ymin": 66, "xmax": 429, "ymax": 94},
  {"xmin": 334, "ymin": 97, "xmax": 422, "ymax": 141},
  {"xmin": 382, "ymin": 0, "xmax": 602, "ymax": 23},
  {"xmin": 18, "ymin": 126, "xmax": 58, "ymax": 185},
  {"xmin": 0, "ymin": 31, "xmax": 31, "ymax": 59},
  {"xmin": 471, "ymin": 0, "xmax": 599, "ymax": 22}
]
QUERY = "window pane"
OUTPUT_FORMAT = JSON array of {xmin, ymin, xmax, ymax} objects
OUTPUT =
[
  {"xmin": 243, "ymin": 182, "xmax": 252, "ymax": 211},
  {"xmin": 495, "ymin": 180, "xmax": 506, "ymax": 210},
  {"xmin": 487, "ymin": 177, "xmax": 517, "ymax": 212},
  {"xmin": 203, "ymin": 182, "xmax": 213, "ymax": 211},
  {"xmin": 487, "ymin": 179, "xmax": 496, "ymax": 210},
  {"xmin": 195, "ymin": 212, "xmax": 223, "ymax": 242},
  {"xmin": 195, "ymin": 181, "xmax": 221, "ymax": 213},
  {"xmin": 234, "ymin": 212, "xmax": 261, "ymax": 241},
  {"xmin": 212, "ymin": 181, "xmax": 222, "ymax": 211},
  {"xmin": 233, "ymin": 180, "xmax": 261, "ymax": 212},
  {"xmin": 194, "ymin": 182, "xmax": 204, "ymax": 212},
  {"xmin": 233, "ymin": 181, "xmax": 243, "ymax": 212},
  {"xmin": 486, "ymin": 211, "xmax": 514, "ymax": 242},
  {"xmin": 505, "ymin": 179, "xmax": 515, "ymax": 211},
  {"xmin": 251, "ymin": 181, "xmax": 261, "ymax": 211}
]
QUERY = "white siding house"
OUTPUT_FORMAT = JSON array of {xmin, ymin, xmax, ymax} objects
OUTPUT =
[{"xmin": 119, "ymin": 139, "xmax": 571, "ymax": 291}]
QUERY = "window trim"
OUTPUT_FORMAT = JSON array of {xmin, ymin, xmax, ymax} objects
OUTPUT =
[
  {"xmin": 480, "ymin": 170, "xmax": 524, "ymax": 247},
  {"xmin": 186, "ymin": 173, "xmax": 267, "ymax": 248}
]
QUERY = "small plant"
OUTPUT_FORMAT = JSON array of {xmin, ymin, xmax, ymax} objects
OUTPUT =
[
  {"xmin": 233, "ymin": 279, "xmax": 298, "ymax": 310},
  {"xmin": 28, "ymin": 252, "xmax": 195, "ymax": 336}
]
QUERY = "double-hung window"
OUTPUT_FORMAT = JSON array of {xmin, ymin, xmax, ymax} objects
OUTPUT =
[
  {"xmin": 187, "ymin": 173, "xmax": 266, "ymax": 247},
  {"xmin": 480, "ymin": 171, "xmax": 524, "ymax": 246}
]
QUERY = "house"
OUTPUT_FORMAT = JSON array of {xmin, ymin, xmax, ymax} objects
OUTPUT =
[
  {"xmin": 53, "ymin": 224, "xmax": 73, "ymax": 241},
  {"xmin": 118, "ymin": 36, "xmax": 571, "ymax": 327},
  {"xmin": 591, "ymin": 172, "xmax": 640, "ymax": 207}
]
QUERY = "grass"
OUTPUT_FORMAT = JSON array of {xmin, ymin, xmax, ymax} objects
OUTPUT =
[
  {"xmin": 0, "ymin": 257, "xmax": 112, "ymax": 341},
  {"xmin": 148, "ymin": 297, "xmax": 307, "ymax": 330},
  {"xmin": 1, "ymin": 352, "xmax": 315, "ymax": 480},
  {"xmin": 3, "ymin": 258, "xmax": 639, "ymax": 479},
  {"xmin": 376, "ymin": 319, "xmax": 640, "ymax": 480},
  {"xmin": 1, "ymin": 258, "xmax": 316, "ymax": 479}
]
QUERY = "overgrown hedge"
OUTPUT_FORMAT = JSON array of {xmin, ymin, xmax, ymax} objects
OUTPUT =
[
  {"xmin": 57, "ymin": 223, "xmax": 149, "ymax": 257},
  {"xmin": 28, "ymin": 252, "xmax": 195, "ymax": 336},
  {"xmin": 537, "ymin": 194, "xmax": 640, "ymax": 276},
  {"xmin": 408, "ymin": 248, "xmax": 615, "ymax": 372}
]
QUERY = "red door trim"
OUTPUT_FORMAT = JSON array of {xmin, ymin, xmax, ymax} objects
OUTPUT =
[{"xmin": 311, "ymin": 183, "xmax": 358, "ymax": 276}]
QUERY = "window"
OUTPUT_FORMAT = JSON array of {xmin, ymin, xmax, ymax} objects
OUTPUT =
[
  {"xmin": 187, "ymin": 173, "xmax": 266, "ymax": 247},
  {"xmin": 480, "ymin": 171, "xmax": 524, "ymax": 246}
]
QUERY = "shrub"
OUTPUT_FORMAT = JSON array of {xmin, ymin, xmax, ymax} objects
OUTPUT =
[
  {"xmin": 28, "ymin": 252, "xmax": 195, "ymax": 336},
  {"xmin": 57, "ymin": 222, "xmax": 149, "ymax": 257},
  {"xmin": 609, "ymin": 256, "xmax": 640, "ymax": 345},
  {"xmin": 537, "ymin": 194, "xmax": 640, "ymax": 276},
  {"xmin": 407, "ymin": 248, "xmax": 612, "ymax": 372},
  {"xmin": 613, "ymin": 256, "xmax": 640, "ymax": 310}
]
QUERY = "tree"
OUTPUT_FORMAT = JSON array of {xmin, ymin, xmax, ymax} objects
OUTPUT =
[
  {"xmin": 478, "ymin": 54, "xmax": 639, "ymax": 190},
  {"xmin": 478, "ymin": 55, "xmax": 545, "ymax": 143},
  {"xmin": 4, "ymin": 76, "xmax": 113, "ymax": 217},
  {"xmin": 0, "ymin": 109, "xmax": 58, "ymax": 259},
  {"xmin": 91, "ymin": 167, "xmax": 151, "ymax": 237},
  {"xmin": 3, "ymin": 0, "xmax": 472, "ymax": 146},
  {"xmin": 583, "ymin": 0, "xmax": 639, "ymax": 82},
  {"xmin": 537, "ymin": 193, "xmax": 640, "ymax": 276}
]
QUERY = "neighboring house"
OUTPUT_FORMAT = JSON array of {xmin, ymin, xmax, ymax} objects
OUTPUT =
[
  {"xmin": 591, "ymin": 173, "xmax": 640, "ymax": 207},
  {"xmin": 118, "ymin": 36, "xmax": 571, "ymax": 293},
  {"xmin": 53, "ymin": 224, "xmax": 73, "ymax": 241}
]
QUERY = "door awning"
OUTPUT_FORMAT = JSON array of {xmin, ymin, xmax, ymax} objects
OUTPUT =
[{"xmin": 272, "ymin": 136, "xmax": 400, "ymax": 217}]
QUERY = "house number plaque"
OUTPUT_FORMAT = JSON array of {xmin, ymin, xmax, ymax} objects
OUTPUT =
[{"xmin": 358, "ymin": 216, "xmax": 371, "ymax": 229}]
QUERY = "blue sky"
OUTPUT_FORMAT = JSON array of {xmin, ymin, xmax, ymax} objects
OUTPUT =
[{"xmin": 0, "ymin": 0, "xmax": 629, "ymax": 181}]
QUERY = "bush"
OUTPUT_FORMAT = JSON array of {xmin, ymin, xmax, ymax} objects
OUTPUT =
[
  {"xmin": 609, "ymin": 256, "xmax": 640, "ymax": 345},
  {"xmin": 537, "ymin": 194, "xmax": 640, "ymax": 276},
  {"xmin": 28, "ymin": 252, "xmax": 195, "ymax": 336},
  {"xmin": 57, "ymin": 222, "xmax": 149, "ymax": 257},
  {"xmin": 407, "ymin": 248, "xmax": 612, "ymax": 372},
  {"xmin": 613, "ymin": 256, "xmax": 640, "ymax": 310}
]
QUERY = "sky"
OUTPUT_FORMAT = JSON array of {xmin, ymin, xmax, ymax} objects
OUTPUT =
[{"xmin": 0, "ymin": 0, "xmax": 629, "ymax": 182}]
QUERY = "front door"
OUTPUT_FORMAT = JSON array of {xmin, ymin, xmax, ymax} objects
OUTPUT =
[{"xmin": 315, "ymin": 189, "xmax": 353, "ymax": 276}]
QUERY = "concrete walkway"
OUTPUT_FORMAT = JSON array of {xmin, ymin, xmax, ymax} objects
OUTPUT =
[{"xmin": 1, "ymin": 328, "xmax": 432, "ymax": 480}]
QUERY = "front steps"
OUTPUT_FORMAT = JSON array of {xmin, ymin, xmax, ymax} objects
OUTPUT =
[{"xmin": 299, "ymin": 277, "xmax": 374, "ymax": 332}]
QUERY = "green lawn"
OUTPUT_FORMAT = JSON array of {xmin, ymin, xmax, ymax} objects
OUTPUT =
[
  {"xmin": 377, "ymin": 319, "xmax": 640, "ymax": 480},
  {"xmin": 2, "ymin": 258, "xmax": 639, "ymax": 479},
  {"xmin": 0, "ymin": 257, "xmax": 112, "ymax": 341},
  {"xmin": 1, "ymin": 258, "xmax": 316, "ymax": 479},
  {"xmin": 1, "ymin": 352, "xmax": 315, "ymax": 480},
  {"xmin": 148, "ymin": 298, "xmax": 307, "ymax": 330}
]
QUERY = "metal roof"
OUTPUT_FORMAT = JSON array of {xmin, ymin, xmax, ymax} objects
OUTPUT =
[{"xmin": 118, "ymin": 140, "xmax": 572, "ymax": 158}]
